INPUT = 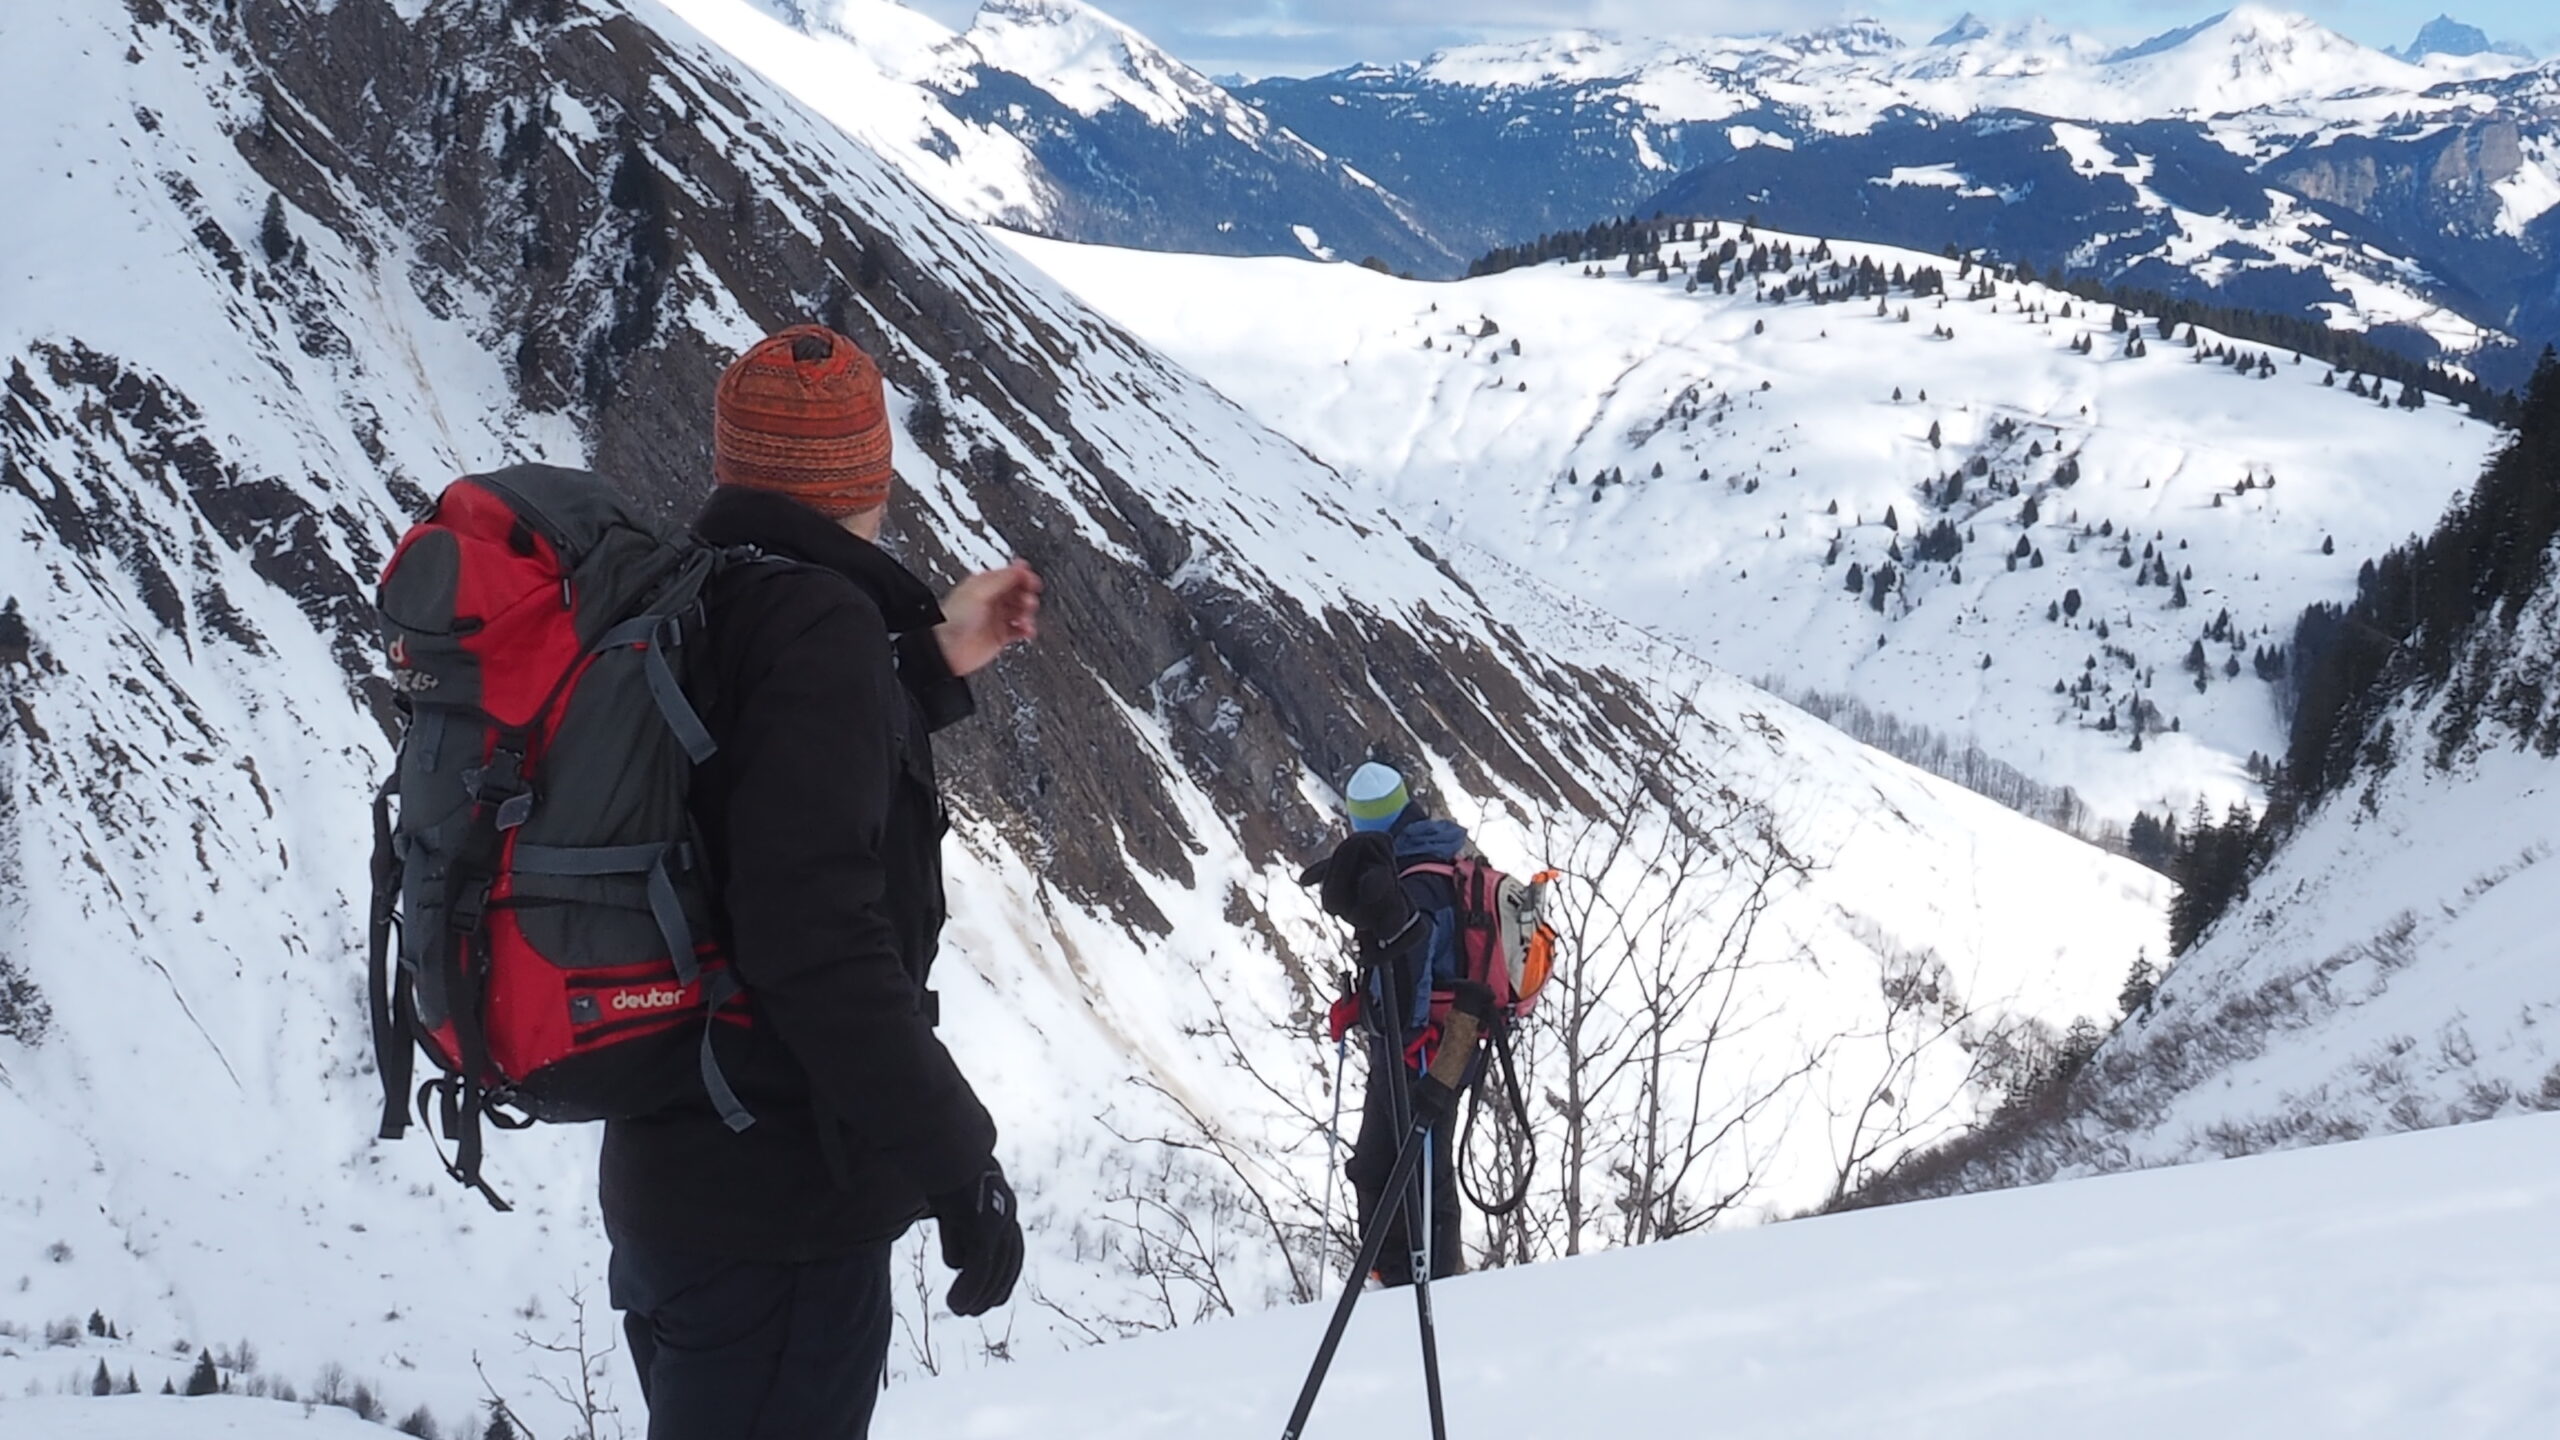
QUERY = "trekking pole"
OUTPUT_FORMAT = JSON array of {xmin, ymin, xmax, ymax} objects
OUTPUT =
[
  {"xmin": 1319, "ymin": 1035, "xmax": 1348, "ymax": 1300},
  {"xmin": 1381, "ymin": 975, "xmax": 1451, "ymax": 1440},
  {"xmin": 1410, "ymin": 1128, "xmax": 1449, "ymax": 1440},
  {"xmin": 1279, "ymin": 1002, "xmax": 1487, "ymax": 1440}
]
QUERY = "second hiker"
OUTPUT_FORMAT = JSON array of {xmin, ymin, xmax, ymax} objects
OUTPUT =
[{"xmin": 1313, "ymin": 761, "xmax": 1484, "ymax": 1286}]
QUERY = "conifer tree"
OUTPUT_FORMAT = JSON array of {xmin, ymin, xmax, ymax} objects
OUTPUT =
[
  {"xmin": 185, "ymin": 1352, "xmax": 219, "ymax": 1397},
  {"xmin": 258, "ymin": 193, "xmax": 292, "ymax": 265},
  {"xmin": 2119, "ymin": 956, "xmax": 2159, "ymax": 1015}
]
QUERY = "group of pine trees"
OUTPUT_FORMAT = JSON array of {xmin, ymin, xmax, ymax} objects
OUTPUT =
[
  {"xmin": 2159, "ymin": 349, "xmax": 2560, "ymax": 954},
  {"xmin": 1467, "ymin": 214, "xmax": 1721, "ymax": 276},
  {"xmin": 2050, "ymin": 273, "xmax": 2509, "ymax": 421},
  {"xmin": 2286, "ymin": 349, "xmax": 2560, "ymax": 802},
  {"xmin": 1472, "ymin": 214, "xmax": 1949, "ymax": 306},
  {"xmin": 2168, "ymin": 801, "xmax": 2260, "ymax": 953},
  {"xmin": 61, "ymin": 1320, "xmax": 526, "ymax": 1440},
  {"xmin": 1477, "ymin": 214, "xmax": 2506, "ymax": 418}
]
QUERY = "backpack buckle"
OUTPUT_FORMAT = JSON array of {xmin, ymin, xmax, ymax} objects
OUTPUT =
[
  {"xmin": 463, "ymin": 748, "xmax": 527, "ymax": 804},
  {"xmin": 494, "ymin": 793, "xmax": 536, "ymax": 831}
]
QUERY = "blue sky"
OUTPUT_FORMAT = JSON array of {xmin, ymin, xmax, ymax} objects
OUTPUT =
[{"xmin": 904, "ymin": 1, "xmax": 2554, "ymax": 79}]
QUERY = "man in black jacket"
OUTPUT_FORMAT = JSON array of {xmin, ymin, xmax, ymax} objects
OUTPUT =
[{"xmin": 601, "ymin": 325, "xmax": 1042, "ymax": 1439}]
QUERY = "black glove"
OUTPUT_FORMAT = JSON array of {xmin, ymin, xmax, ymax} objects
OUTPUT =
[
  {"xmin": 1410, "ymin": 1072, "xmax": 1462, "ymax": 1125},
  {"xmin": 928, "ymin": 1164, "xmax": 1023, "ymax": 1317},
  {"xmin": 1313, "ymin": 832, "xmax": 1414, "ymax": 940}
]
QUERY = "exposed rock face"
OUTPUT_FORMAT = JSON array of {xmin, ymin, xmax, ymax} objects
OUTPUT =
[{"xmin": 2267, "ymin": 119, "xmax": 2525, "ymax": 243}]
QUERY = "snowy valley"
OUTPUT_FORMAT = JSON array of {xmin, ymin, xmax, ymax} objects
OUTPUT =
[
  {"xmin": 1, "ymin": 0, "xmax": 2558, "ymax": 1436},
  {"xmin": 1, "ymin": 0, "xmax": 2160, "ymax": 1431},
  {"xmin": 1004, "ymin": 226, "xmax": 2499, "ymax": 827}
]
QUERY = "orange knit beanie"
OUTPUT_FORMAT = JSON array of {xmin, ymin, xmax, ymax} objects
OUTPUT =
[{"xmin": 712, "ymin": 325, "xmax": 895, "ymax": 517}]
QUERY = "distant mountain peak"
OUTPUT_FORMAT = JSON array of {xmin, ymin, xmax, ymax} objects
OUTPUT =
[
  {"xmin": 1788, "ymin": 17, "xmax": 1903, "ymax": 57},
  {"xmin": 1930, "ymin": 12, "xmax": 1994, "ymax": 48},
  {"xmin": 2093, "ymin": 5, "xmax": 2433, "ymax": 101},
  {"xmin": 2396, "ymin": 15, "xmax": 2535, "ymax": 62},
  {"xmin": 960, "ymin": 0, "xmax": 1235, "ymax": 128},
  {"xmin": 2104, "ymin": 6, "xmax": 2313, "ymax": 65}
]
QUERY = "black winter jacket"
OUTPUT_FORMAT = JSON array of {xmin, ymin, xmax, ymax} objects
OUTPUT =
[{"xmin": 599, "ymin": 487, "xmax": 997, "ymax": 1259}]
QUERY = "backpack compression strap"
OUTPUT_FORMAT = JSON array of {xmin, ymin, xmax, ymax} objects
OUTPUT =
[
  {"xmin": 367, "ymin": 774, "xmax": 412, "ymax": 1143},
  {"xmin": 509, "ymin": 841, "xmax": 755, "ymax": 1134}
]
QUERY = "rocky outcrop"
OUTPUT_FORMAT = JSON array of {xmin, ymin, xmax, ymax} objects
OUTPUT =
[{"xmin": 2268, "ymin": 118, "xmax": 2525, "ymax": 243}]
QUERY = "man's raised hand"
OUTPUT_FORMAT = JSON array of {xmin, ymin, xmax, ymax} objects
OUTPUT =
[{"xmin": 935, "ymin": 558, "xmax": 1043, "ymax": 678}]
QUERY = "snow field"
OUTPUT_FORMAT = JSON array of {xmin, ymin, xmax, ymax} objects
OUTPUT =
[
  {"xmin": 879, "ymin": 1111, "xmax": 2560, "ymax": 1439},
  {"xmin": 999, "ymin": 227, "xmax": 2501, "ymax": 825},
  {"xmin": 0, "ymin": 1396, "xmax": 398, "ymax": 1437}
]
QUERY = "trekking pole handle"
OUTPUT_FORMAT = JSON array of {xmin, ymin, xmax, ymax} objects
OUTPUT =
[{"xmin": 1428, "ymin": 1006, "xmax": 1483, "ymax": 1090}]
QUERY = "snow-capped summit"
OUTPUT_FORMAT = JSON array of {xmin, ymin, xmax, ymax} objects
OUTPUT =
[
  {"xmin": 1930, "ymin": 12, "xmax": 1995, "ymax": 47},
  {"xmin": 655, "ymin": 0, "xmax": 1458, "ymax": 272},
  {"xmin": 757, "ymin": 0, "xmax": 959, "ymax": 74},
  {"xmin": 958, "ymin": 0, "xmax": 1235, "ymax": 128},
  {"xmin": 1414, "ymin": 30, "xmax": 1688, "ymax": 91},
  {"xmin": 1894, "ymin": 14, "xmax": 2108, "ymax": 82},
  {"xmin": 2093, "ymin": 6, "xmax": 2430, "ymax": 112}
]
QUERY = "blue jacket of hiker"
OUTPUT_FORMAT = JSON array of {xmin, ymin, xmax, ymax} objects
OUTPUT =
[{"xmin": 1390, "ymin": 816, "xmax": 1471, "ymax": 1033}]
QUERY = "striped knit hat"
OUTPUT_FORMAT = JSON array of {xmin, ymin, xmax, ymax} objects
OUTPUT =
[
  {"xmin": 1344, "ymin": 762, "xmax": 1412, "ymax": 833},
  {"xmin": 713, "ymin": 325, "xmax": 895, "ymax": 517}
]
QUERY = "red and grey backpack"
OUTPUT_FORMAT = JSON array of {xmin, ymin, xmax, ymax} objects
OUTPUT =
[
  {"xmin": 1400, "ymin": 852, "xmax": 1560, "ymax": 1217},
  {"xmin": 368, "ymin": 464, "xmax": 752, "ymax": 1209},
  {"xmin": 1400, "ymin": 854, "xmax": 1560, "ymax": 1023}
]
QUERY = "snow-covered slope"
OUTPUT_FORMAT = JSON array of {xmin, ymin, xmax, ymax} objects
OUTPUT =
[
  {"xmin": 0, "ymin": 0, "xmax": 2159, "ymax": 1426},
  {"xmin": 874, "ymin": 1111, "xmax": 2560, "ymax": 1437},
  {"xmin": 1002, "ymin": 228, "xmax": 2501, "ymax": 825},
  {"xmin": 21, "ymin": 1111, "xmax": 2560, "ymax": 1434},
  {"xmin": 1857, "ymin": 405, "xmax": 2560, "ymax": 1196}
]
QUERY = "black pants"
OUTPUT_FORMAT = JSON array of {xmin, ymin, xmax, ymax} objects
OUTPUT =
[
  {"xmin": 1346, "ymin": 1044, "xmax": 1462, "ymax": 1286},
  {"xmin": 608, "ymin": 1236, "xmax": 895, "ymax": 1440}
]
